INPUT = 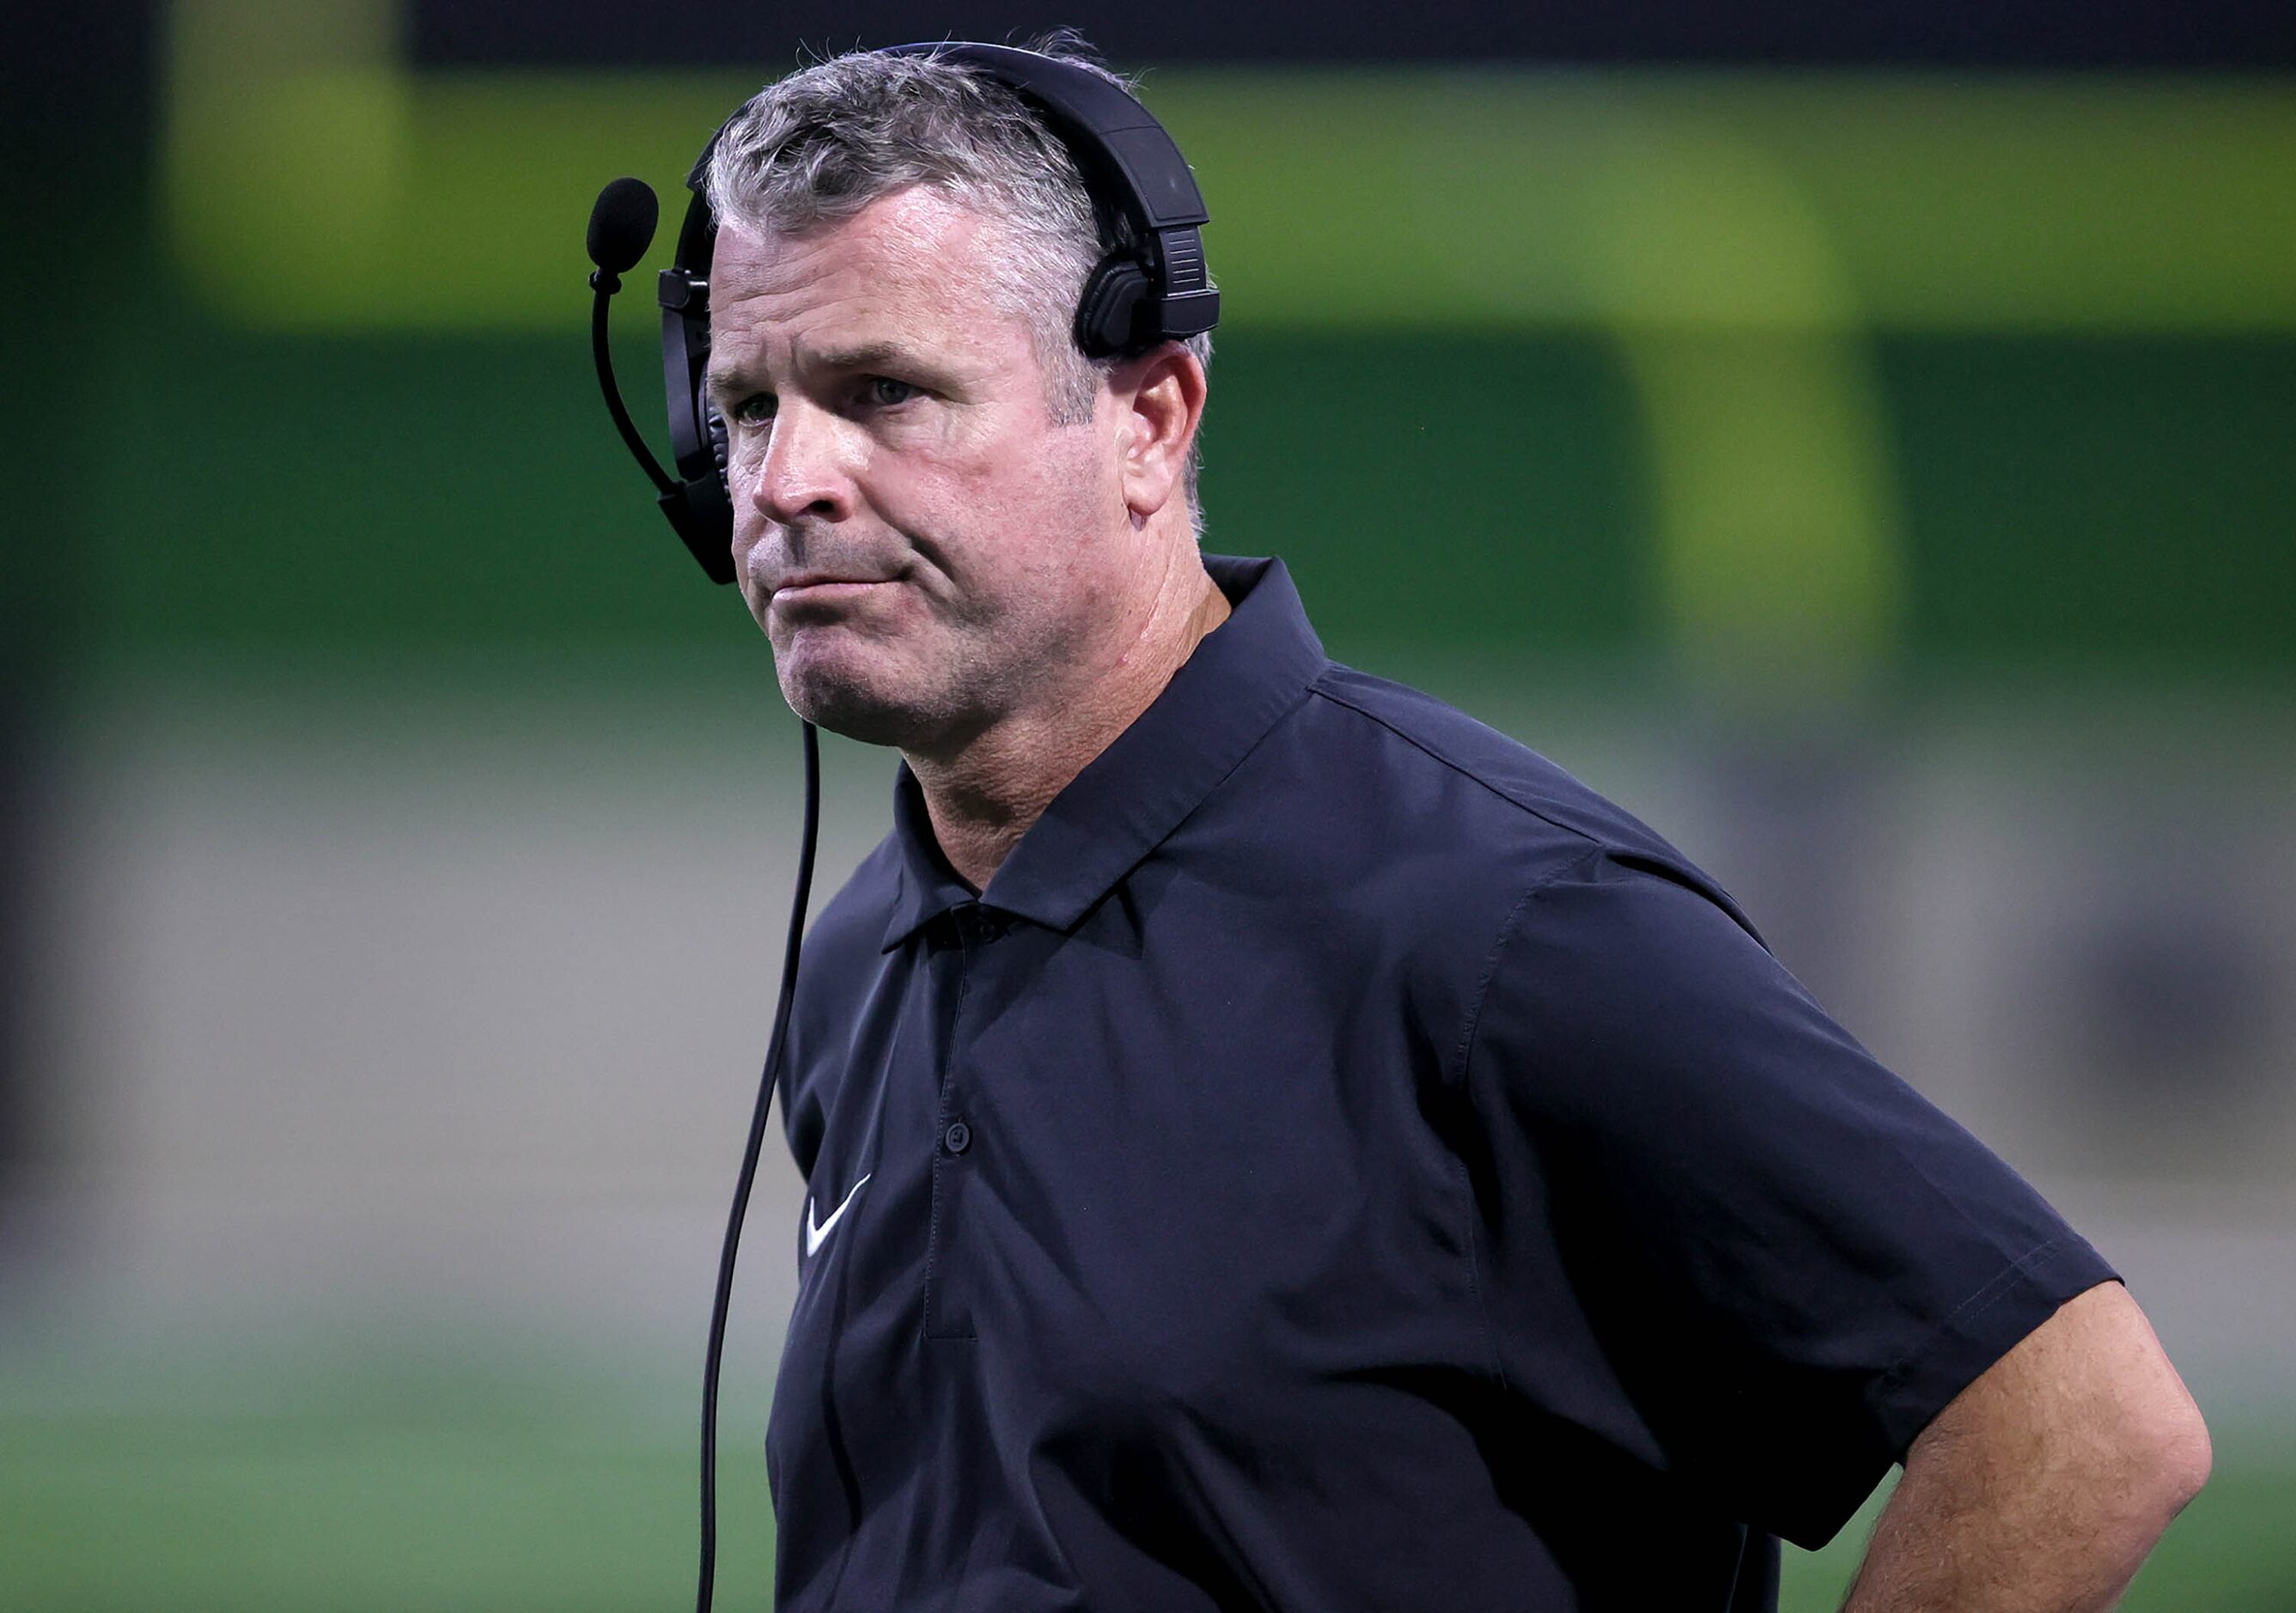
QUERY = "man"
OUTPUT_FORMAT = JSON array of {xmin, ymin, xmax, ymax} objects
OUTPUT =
[{"xmin": 701, "ymin": 41, "xmax": 2210, "ymax": 1611}]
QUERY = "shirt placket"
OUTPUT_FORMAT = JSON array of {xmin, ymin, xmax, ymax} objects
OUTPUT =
[{"xmin": 924, "ymin": 901, "xmax": 987, "ymax": 1340}]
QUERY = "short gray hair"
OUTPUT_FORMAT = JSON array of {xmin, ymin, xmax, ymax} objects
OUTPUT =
[{"xmin": 703, "ymin": 38, "xmax": 1212, "ymax": 520}]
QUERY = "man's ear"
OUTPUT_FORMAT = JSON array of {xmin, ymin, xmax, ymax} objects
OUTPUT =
[{"xmin": 1115, "ymin": 343, "xmax": 1207, "ymax": 523}]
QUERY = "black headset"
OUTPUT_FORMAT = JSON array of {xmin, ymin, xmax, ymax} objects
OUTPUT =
[
  {"xmin": 580, "ymin": 42, "xmax": 1218, "ymax": 1613},
  {"xmin": 592, "ymin": 40, "xmax": 1220, "ymax": 586}
]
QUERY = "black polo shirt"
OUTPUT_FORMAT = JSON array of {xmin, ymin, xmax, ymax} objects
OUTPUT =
[{"xmin": 764, "ymin": 554, "xmax": 2115, "ymax": 1612}]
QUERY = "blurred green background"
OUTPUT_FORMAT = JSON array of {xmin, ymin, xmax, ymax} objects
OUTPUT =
[{"xmin": 5, "ymin": 2, "xmax": 2293, "ymax": 1608}]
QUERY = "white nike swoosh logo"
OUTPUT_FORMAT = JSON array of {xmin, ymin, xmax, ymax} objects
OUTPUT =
[{"xmin": 804, "ymin": 1173, "xmax": 870, "ymax": 1257}]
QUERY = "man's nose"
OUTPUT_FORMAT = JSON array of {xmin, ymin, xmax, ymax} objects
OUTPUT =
[{"xmin": 751, "ymin": 399, "xmax": 856, "ymax": 527}]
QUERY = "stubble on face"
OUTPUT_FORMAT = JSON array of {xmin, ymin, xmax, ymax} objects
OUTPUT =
[{"xmin": 708, "ymin": 192, "xmax": 1129, "ymax": 758}]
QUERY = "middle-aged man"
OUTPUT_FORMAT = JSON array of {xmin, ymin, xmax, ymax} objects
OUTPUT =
[{"xmin": 696, "ymin": 40, "xmax": 2210, "ymax": 1612}]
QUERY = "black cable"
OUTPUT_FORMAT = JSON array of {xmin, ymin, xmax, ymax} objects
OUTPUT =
[
  {"xmin": 590, "ymin": 277, "xmax": 679, "ymax": 497},
  {"xmin": 697, "ymin": 719, "xmax": 822, "ymax": 1612}
]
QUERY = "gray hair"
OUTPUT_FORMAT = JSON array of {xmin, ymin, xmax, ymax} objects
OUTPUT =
[{"xmin": 703, "ymin": 39, "xmax": 1212, "ymax": 522}]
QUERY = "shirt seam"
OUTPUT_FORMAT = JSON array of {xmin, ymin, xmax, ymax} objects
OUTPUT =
[
  {"xmin": 1867, "ymin": 1231, "xmax": 2080, "ymax": 1423},
  {"xmin": 1447, "ymin": 844, "xmax": 1611, "ymax": 1393},
  {"xmin": 1306, "ymin": 676, "xmax": 1612, "ymax": 857}
]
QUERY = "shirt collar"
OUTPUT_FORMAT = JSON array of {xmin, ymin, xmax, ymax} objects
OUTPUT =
[{"xmin": 880, "ymin": 554, "xmax": 1327, "ymax": 951}]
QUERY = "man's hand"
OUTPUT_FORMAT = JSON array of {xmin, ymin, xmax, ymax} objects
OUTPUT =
[{"xmin": 1842, "ymin": 1281, "xmax": 2210, "ymax": 1611}]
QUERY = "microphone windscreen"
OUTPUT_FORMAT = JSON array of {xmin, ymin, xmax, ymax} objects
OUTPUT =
[{"xmin": 588, "ymin": 177, "xmax": 661, "ymax": 275}]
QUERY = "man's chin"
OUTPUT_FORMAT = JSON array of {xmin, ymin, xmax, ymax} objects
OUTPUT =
[{"xmin": 776, "ymin": 664, "xmax": 935, "ymax": 749}]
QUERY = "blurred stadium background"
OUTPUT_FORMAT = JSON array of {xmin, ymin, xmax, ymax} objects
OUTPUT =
[{"xmin": 6, "ymin": 2, "xmax": 2294, "ymax": 1607}]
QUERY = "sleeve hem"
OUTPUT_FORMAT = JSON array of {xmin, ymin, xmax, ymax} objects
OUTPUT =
[{"xmin": 1866, "ymin": 1233, "xmax": 2122, "ymax": 1459}]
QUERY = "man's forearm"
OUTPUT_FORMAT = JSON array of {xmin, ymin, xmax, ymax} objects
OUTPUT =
[
  {"xmin": 1840, "ymin": 1427, "xmax": 2197, "ymax": 1611},
  {"xmin": 1838, "ymin": 1284, "xmax": 2210, "ymax": 1612}
]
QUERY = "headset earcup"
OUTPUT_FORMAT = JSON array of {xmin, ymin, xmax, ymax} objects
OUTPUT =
[
  {"xmin": 700, "ymin": 396, "xmax": 735, "ymax": 556},
  {"xmin": 1074, "ymin": 256, "xmax": 1149, "ymax": 357},
  {"xmin": 662, "ymin": 389, "xmax": 736, "ymax": 585},
  {"xmin": 705, "ymin": 399, "xmax": 731, "ymax": 491}
]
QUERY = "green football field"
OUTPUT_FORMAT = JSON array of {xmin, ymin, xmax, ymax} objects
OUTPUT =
[{"xmin": 3, "ymin": 1353, "xmax": 2290, "ymax": 1610}]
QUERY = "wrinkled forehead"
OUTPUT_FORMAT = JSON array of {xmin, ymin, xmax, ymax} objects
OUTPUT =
[
  {"xmin": 707, "ymin": 189, "xmax": 1039, "ymax": 376},
  {"xmin": 711, "ymin": 189, "xmax": 1010, "ymax": 330}
]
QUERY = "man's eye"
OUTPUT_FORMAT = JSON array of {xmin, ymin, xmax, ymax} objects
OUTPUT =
[
  {"xmin": 866, "ymin": 377, "xmax": 919, "ymax": 408},
  {"xmin": 729, "ymin": 394, "xmax": 775, "ymax": 428}
]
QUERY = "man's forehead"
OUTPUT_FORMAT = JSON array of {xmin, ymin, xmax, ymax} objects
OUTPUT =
[
  {"xmin": 706, "ymin": 192, "xmax": 1020, "ymax": 379},
  {"xmin": 712, "ymin": 188, "xmax": 994, "ymax": 301}
]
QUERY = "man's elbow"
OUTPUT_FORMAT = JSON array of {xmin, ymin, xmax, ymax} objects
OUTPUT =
[
  {"xmin": 2126, "ymin": 1391, "xmax": 2212, "ymax": 1525},
  {"xmin": 2066, "ymin": 1282, "xmax": 2214, "ymax": 1527},
  {"xmin": 2005, "ymin": 1281, "xmax": 2214, "ymax": 1536}
]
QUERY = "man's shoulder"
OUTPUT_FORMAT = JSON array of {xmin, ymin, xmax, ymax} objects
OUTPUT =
[
  {"xmin": 1290, "ymin": 661, "xmax": 1692, "ymax": 875},
  {"xmin": 1209, "ymin": 657, "xmax": 1767, "ymax": 1019}
]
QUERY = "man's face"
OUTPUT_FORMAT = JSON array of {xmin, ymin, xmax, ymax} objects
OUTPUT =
[{"xmin": 706, "ymin": 188, "xmax": 1123, "ymax": 752}]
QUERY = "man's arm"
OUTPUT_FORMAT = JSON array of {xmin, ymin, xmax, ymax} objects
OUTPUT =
[{"xmin": 1842, "ymin": 1281, "xmax": 2211, "ymax": 1612}]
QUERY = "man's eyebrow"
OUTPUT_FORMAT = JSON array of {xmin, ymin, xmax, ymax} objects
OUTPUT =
[
  {"xmin": 703, "ymin": 364, "xmax": 755, "ymax": 407},
  {"xmin": 810, "ymin": 340, "xmax": 927, "ymax": 376},
  {"xmin": 706, "ymin": 341, "xmax": 932, "ymax": 405}
]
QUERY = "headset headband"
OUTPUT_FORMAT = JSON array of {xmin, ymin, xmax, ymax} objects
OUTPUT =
[{"xmin": 649, "ymin": 41, "xmax": 1219, "ymax": 586}]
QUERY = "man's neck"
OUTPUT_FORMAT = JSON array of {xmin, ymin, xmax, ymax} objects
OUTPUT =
[{"xmin": 906, "ymin": 557, "xmax": 1233, "ymax": 893}]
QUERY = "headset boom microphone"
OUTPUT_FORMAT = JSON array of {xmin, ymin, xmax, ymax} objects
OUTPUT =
[{"xmin": 588, "ymin": 175, "xmax": 660, "ymax": 284}]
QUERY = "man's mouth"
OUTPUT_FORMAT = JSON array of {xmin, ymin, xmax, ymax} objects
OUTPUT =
[
  {"xmin": 766, "ymin": 580, "xmax": 881, "ymax": 606},
  {"xmin": 770, "ymin": 575, "xmax": 894, "ymax": 610}
]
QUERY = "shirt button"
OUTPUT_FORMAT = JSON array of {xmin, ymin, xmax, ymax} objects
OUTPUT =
[{"xmin": 942, "ymin": 1120, "xmax": 972, "ymax": 1154}]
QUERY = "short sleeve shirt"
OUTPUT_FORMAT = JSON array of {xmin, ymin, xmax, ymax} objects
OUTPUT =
[{"xmin": 764, "ymin": 554, "xmax": 2116, "ymax": 1612}]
